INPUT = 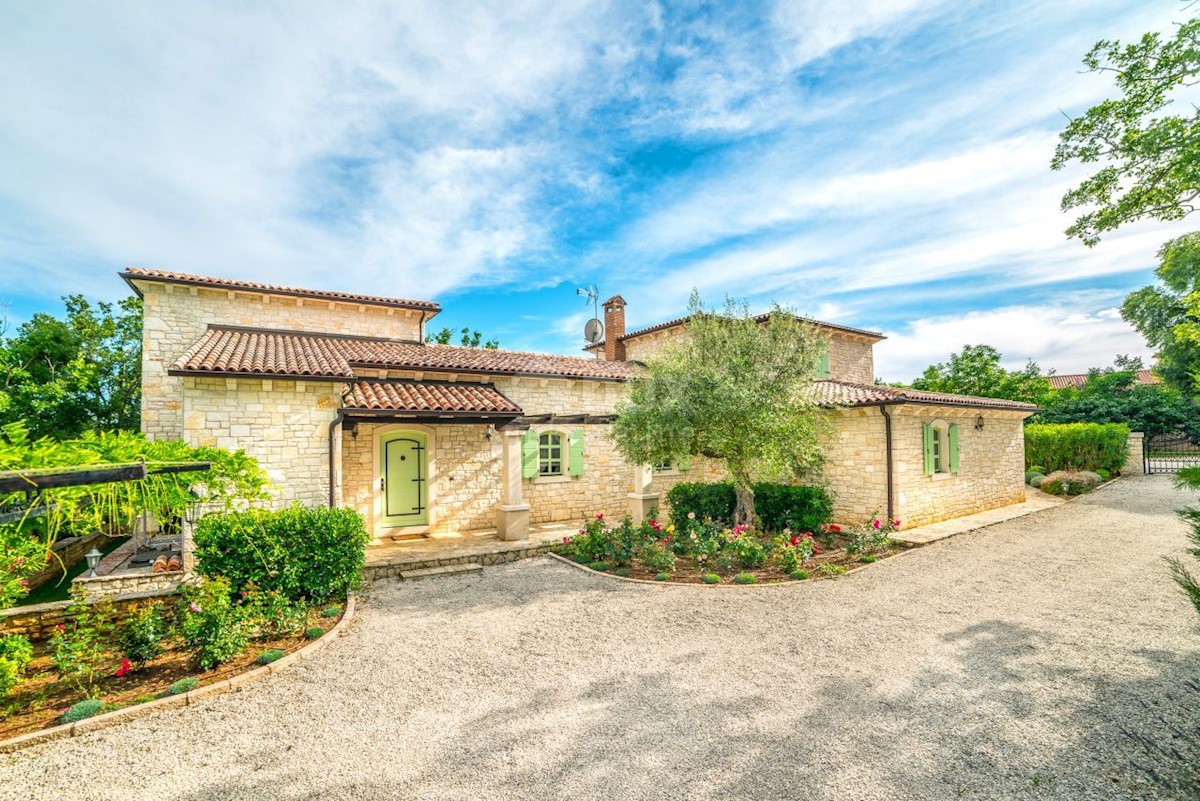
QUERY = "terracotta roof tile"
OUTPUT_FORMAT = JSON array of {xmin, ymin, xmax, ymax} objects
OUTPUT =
[
  {"xmin": 814, "ymin": 380, "xmax": 1039, "ymax": 412},
  {"xmin": 1047, "ymin": 369, "xmax": 1158, "ymax": 390},
  {"xmin": 342, "ymin": 380, "xmax": 521, "ymax": 415},
  {"xmin": 122, "ymin": 268, "xmax": 440, "ymax": 312},
  {"xmin": 172, "ymin": 326, "xmax": 639, "ymax": 382}
]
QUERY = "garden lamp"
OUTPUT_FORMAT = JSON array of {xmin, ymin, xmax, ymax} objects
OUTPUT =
[{"xmin": 85, "ymin": 547, "xmax": 103, "ymax": 578}]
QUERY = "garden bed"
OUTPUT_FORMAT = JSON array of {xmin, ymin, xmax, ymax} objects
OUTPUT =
[
  {"xmin": 554, "ymin": 512, "xmax": 913, "ymax": 586},
  {"xmin": 0, "ymin": 603, "xmax": 344, "ymax": 740}
]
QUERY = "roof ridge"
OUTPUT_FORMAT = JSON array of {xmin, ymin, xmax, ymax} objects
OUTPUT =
[
  {"xmin": 121, "ymin": 267, "xmax": 440, "ymax": 313},
  {"xmin": 620, "ymin": 312, "xmax": 885, "ymax": 342}
]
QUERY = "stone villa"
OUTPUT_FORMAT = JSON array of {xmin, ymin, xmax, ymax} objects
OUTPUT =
[{"xmin": 124, "ymin": 268, "xmax": 1037, "ymax": 540}]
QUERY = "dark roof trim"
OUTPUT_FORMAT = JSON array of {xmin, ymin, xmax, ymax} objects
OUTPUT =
[{"xmin": 120, "ymin": 268, "xmax": 441, "ymax": 314}]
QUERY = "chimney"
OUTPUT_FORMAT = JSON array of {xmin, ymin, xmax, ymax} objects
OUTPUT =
[{"xmin": 602, "ymin": 295, "xmax": 627, "ymax": 361}]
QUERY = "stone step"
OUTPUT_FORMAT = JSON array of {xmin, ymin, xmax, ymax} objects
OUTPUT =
[{"xmin": 397, "ymin": 564, "xmax": 483, "ymax": 582}]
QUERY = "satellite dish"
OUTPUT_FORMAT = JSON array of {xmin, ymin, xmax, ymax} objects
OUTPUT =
[{"xmin": 584, "ymin": 318, "xmax": 604, "ymax": 344}]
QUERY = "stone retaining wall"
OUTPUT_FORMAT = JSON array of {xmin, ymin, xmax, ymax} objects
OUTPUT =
[
  {"xmin": 26, "ymin": 532, "xmax": 111, "ymax": 592},
  {"xmin": 1, "ymin": 589, "xmax": 179, "ymax": 641},
  {"xmin": 362, "ymin": 542, "xmax": 554, "ymax": 581}
]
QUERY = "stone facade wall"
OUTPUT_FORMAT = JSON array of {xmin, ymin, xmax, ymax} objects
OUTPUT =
[
  {"xmin": 489, "ymin": 376, "xmax": 626, "ymax": 416},
  {"xmin": 891, "ymin": 407, "xmax": 1028, "ymax": 528},
  {"xmin": 622, "ymin": 324, "xmax": 875, "ymax": 384},
  {"xmin": 136, "ymin": 278, "xmax": 425, "ymax": 440},
  {"xmin": 343, "ymin": 422, "xmax": 502, "ymax": 536},
  {"xmin": 182, "ymin": 376, "xmax": 341, "ymax": 506},
  {"xmin": 524, "ymin": 424, "xmax": 627, "ymax": 525},
  {"xmin": 821, "ymin": 408, "xmax": 891, "ymax": 523},
  {"xmin": 828, "ymin": 335, "xmax": 875, "ymax": 385}
]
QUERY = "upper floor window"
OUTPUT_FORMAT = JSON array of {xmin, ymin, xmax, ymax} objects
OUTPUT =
[{"xmin": 816, "ymin": 348, "xmax": 831, "ymax": 379}]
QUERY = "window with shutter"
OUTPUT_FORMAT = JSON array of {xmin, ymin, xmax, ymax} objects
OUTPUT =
[
  {"xmin": 568, "ymin": 429, "xmax": 585, "ymax": 476},
  {"xmin": 538, "ymin": 431, "xmax": 565, "ymax": 476}
]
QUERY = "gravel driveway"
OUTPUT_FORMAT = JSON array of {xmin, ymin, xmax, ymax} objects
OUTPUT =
[{"xmin": 4, "ymin": 475, "xmax": 1199, "ymax": 801}]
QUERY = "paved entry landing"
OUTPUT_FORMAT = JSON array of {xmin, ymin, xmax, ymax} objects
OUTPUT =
[
  {"xmin": 892, "ymin": 490, "xmax": 1064, "ymax": 545},
  {"xmin": 362, "ymin": 522, "xmax": 574, "ymax": 580}
]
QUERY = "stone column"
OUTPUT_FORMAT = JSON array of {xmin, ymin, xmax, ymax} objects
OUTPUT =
[
  {"xmin": 496, "ymin": 429, "xmax": 530, "ymax": 540},
  {"xmin": 1124, "ymin": 431, "xmax": 1146, "ymax": 476},
  {"xmin": 329, "ymin": 417, "xmax": 344, "ymax": 508},
  {"xmin": 627, "ymin": 464, "xmax": 659, "ymax": 524}
]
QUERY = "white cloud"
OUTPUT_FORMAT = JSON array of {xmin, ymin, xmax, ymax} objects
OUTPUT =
[{"xmin": 876, "ymin": 302, "xmax": 1154, "ymax": 382}]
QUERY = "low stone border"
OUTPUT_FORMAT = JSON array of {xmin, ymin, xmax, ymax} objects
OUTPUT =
[
  {"xmin": 545, "ymin": 551, "xmax": 905, "ymax": 587},
  {"xmin": 0, "ymin": 594, "xmax": 357, "ymax": 754}
]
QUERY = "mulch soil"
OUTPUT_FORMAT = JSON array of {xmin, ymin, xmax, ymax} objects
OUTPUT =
[{"xmin": 1, "ymin": 606, "xmax": 343, "ymax": 739}]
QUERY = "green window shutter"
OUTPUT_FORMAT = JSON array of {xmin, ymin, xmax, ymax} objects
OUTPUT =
[
  {"xmin": 948, "ymin": 424, "xmax": 960, "ymax": 473},
  {"xmin": 521, "ymin": 431, "xmax": 539, "ymax": 479},
  {"xmin": 678, "ymin": 454, "xmax": 692, "ymax": 471},
  {"xmin": 817, "ymin": 349, "xmax": 831, "ymax": 379},
  {"xmin": 568, "ymin": 429, "xmax": 585, "ymax": 476},
  {"xmin": 922, "ymin": 423, "xmax": 935, "ymax": 476}
]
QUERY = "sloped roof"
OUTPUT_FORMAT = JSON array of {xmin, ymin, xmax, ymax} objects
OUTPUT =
[
  {"xmin": 172, "ymin": 326, "xmax": 639, "ymax": 382},
  {"xmin": 1047, "ymin": 369, "xmax": 1158, "ymax": 390},
  {"xmin": 814, "ymin": 380, "xmax": 1039, "ymax": 412},
  {"xmin": 341, "ymin": 380, "xmax": 521, "ymax": 415},
  {"xmin": 121, "ymin": 268, "xmax": 440, "ymax": 313},
  {"xmin": 619, "ymin": 312, "xmax": 885, "ymax": 343}
]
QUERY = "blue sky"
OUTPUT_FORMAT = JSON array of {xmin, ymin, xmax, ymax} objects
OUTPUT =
[{"xmin": 0, "ymin": 1, "xmax": 1190, "ymax": 380}]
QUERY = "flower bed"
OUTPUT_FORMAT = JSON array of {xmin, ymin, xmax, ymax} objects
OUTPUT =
[
  {"xmin": 0, "ymin": 584, "xmax": 346, "ymax": 740},
  {"xmin": 554, "ymin": 513, "xmax": 910, "ymax": 585}
]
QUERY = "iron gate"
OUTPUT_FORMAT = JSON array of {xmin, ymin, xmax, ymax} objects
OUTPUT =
[{"xmin": 1144, "ymin": 432, "xmax": 1200, "ymax": 473}]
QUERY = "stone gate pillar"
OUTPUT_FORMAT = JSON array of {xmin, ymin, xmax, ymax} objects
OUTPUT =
[{"xmin": 497, "ymin": 428, "xmax": 530, "ymax": 540}]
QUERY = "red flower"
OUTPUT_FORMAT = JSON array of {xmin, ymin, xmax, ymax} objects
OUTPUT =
[
  {"xmin": 893, "ymin": 519, "xmax": 901, "ymax": 529},
  {"xmin": 872, "ymin": 519, "xmax": 881, "ymax": 530},
  {"xmin": 830, "ymin": 524, "xmax": 842, "ymax": 533},
  {"xmin": 596, "ymin": 513, "xmax": 604, "ymax": 520},
  {"xmin": 812, "ymin": 545, "xmax": 821, "ymax": 554},
  {"xmin": 115, "ymin": 658, "xmax": 131, "ymax": 678},
  {"xmin": 789, "ymin": 535, "xmax": 799, "ymax": 546},
  {"xmin": 562, "ymin": 536, "xmax": 569, "ymax": 544}
]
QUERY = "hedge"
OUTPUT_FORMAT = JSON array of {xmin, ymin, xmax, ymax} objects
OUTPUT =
[
  {"xmin": 193, "ymin": 505, "xmax": 368, "ymax": 603},
  {"xmin": 1023, "ymin": 423, "xmax": 1129, "ymax": 474},
  {"xmin": 665, "ymin": 482, "xmax": 832, "ymax": 533}
]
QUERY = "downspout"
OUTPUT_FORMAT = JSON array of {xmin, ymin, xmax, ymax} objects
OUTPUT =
[
  {"xmin": 328, "ymin": 409, "xmax": 345, "ymax": 508},
  {"xmin": 418, "ymin": 311, "xmax": 428, "ymax": 344},
  {"xmin": 879, "ymin": 404, "xmax": 896, "ymax": 524}
]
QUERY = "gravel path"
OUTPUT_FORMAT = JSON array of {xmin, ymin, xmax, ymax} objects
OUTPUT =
[{"xmin": 4, "ymin": 475, "xmax": 1199, "ymax": 800}]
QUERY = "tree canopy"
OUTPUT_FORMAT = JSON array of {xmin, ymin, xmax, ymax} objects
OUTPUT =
[
  {"xmin": 910, "ymin": 345, "xmax": 1053, "ymax": 406},
  {"xmin": 1038, "ymin": 357, "xmax": 1199, "ymax": 438},
  {"xmin": 0, "ymin": 295, "xmax": 142, "ymax": 438},
  {"xmin": 1122, "ymin": 233, "xmax": 1200, "ymax": 394},
  {"xmin": 429, "ymin": 326, "xmax": 499, "ymax": 349},
  {"xmin": 610, "ymin": 293, "xmax": 827, "ymax": 525},
  {"xmin": 1052, "ymin": 16, "xmax": 1200, "ymax": 245}
]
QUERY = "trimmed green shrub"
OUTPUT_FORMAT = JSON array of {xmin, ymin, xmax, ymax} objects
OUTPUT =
[
  {"xmin": 1097, "ymin": 469, "xmax": 1111, "ymax": 482},
  {"xmin": 167, "ymin": 677, "xmax": 199, "ymax": 695},
  {"xmin": 820, "ymin": 564, "xmax": 847, "ymax": 577},
  {"xmin": 571, "ymin": 554, "xmax": 590, "ymax": 564},
  {"xmin": 665, "ymin": 482, "xmax": 832, "ymax": 532},
  {"xmin": 1025, "ymin": 470, "xmax": 1044, "ymax": 484},
  {"xmin": 61, "ymin": 699, "xmax": 104, "ymax": 723},
  {"xmin": 120, "ymin": 604, "xmax": 165, "ymax": 668},
  {"xmin": 321, "ymin": 607, "xmax": 342, "ymax": 618},
  {"xmin": 1025, "ymin": 472, "xmax": 1045, "ymax": 486},
  {"xmin": 194, "ymin": 505, "xmax": 368, "ymax": 603},
  {"xmin": 732, "ymin": 573, "xmax": 757, "ymax": 585},
  {"xmin": 789, "ymin": 569, "xmax": 809, "ymax": 580},
  {"xmin": 859, "ymin": 555, "xmax": 878, "ymax": 564},
  {"xmin": 1028, "ymin": 465, "xmax": 1045, "ymax": 474},
  {"xmin": 700, "ymin": 573, "xmax": 721, "ymax": 585},
  {"xmin": 613, "ymin": 567, "xmax": 632, "ymax": 578},
  {"xmin": 304, "ymin": 626, "xmax": 323, "ymax": 640},
  {"xmin": 1030, "ymin": 475, "xmax": 1047, "ymax": 488},
  {"xmin": 1024, "ymin": 423, "xmax": 1129, "ymax": 474},
  {"xmin": 654, "ymin": 572, "xmax": 671, "ymax": 582},
  {"xmin": 586, "ymin": 561, "xmax": 609, "ymax": 572},
  {"xmin": 255, "ymin": 649, "xmax": 284, "ymax": 665},
  {"xmin": 1040, "ymin": 470, "xmax": 1099, "ymax": 497},
  {"xmin": 179, "ymin": 578, "xmax": 249, "ymax": 670}
]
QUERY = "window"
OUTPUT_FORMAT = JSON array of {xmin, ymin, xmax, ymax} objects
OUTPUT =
[
  {"xmin": 538, "ymin": 432, "xmax": 564, "ymax": 476},
  {"xmin": 816, "ymin": 348, "xmax": 832, "ymax": 379},
  {"xmin": 653, "ymin": 459, "xmax": 674, "ymax": 472},
  {"xmin": 923, "ymin": 421, "xmax": 959, "ymax": 477}
]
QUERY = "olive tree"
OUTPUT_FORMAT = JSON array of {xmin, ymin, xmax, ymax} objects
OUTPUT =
[{"xmin": 610, "ymin": 293, "xmax": 828, "ymax": 526}]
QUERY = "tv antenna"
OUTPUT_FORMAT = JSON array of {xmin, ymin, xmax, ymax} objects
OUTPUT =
[{"xmin": 577, "ymin": 284, "xmax": 604, "ymax": 350}]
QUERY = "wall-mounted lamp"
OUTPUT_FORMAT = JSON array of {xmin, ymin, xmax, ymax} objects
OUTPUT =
[{"xmin": 974, "ymin": 415, "xmax": 985, "ymax": 432}]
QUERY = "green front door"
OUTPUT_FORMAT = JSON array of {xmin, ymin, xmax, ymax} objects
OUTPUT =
[{"xmin": 381, "ymin": 431, "xmax": 428, "ymax": 528}]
